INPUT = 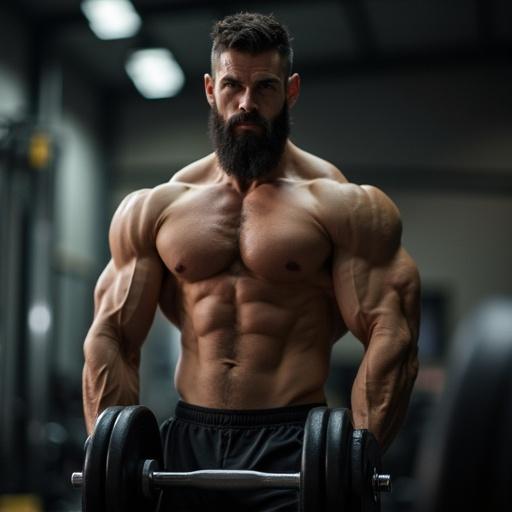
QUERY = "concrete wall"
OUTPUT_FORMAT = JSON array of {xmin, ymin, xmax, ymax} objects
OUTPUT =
[
  {"xmin": 394, "ymin": 190, "xmax": 512, "ymax": 330},
  {"xmin": 293, "ymin": 64, "xmax": 512, "ymax": 172}
]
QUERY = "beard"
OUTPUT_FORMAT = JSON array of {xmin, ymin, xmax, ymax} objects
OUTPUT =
[{"xmin": 208, "ymin": 103, "xmax": 290, "ymax": 183}]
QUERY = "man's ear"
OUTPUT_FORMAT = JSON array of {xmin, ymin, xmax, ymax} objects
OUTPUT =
[
  {"xmin": 286, "ymin": 73, "xmax": 301, "ymax": 108},
  {"xmin": 204, "ymin": 74, "xmax": 215, "ymax": 108}
]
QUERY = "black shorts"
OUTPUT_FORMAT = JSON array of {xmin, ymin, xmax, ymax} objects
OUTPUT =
[{"xmin": 158, "ymin": 401, "xmax": 325, "ymax": 512}]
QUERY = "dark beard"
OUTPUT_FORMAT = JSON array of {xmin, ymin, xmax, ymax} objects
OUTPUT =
[{"xmin": 208, "ymin": 104, "xmax": 290, "ymax": 183}]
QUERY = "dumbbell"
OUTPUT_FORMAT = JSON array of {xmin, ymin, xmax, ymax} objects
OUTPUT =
[{"xmin": 71, "ymin": 405, "xmax": 391, "ymax": 512}]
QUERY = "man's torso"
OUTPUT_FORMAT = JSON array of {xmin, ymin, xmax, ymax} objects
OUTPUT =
[{"xmin": 136, "ymin": 147, "xmax": 350, "ymax": 408}]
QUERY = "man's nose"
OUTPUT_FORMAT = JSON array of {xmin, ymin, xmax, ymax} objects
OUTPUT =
[{"xmin": 239, "ymin": 88, "xmax": 257, "ymax": 112}]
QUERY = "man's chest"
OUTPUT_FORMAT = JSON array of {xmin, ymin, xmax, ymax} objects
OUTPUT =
[{"xmin": 155, "ymin": 183, "xmax": 332, "ymax": 282}]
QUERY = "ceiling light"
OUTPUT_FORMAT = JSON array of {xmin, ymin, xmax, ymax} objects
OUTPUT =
[
  {"xmin": 125, "ymin": 48, "xmax": 185, "ymax": 99},
  {"xmin": 81, "ymin": 0, "xmax": 141, "ymax": 40}
]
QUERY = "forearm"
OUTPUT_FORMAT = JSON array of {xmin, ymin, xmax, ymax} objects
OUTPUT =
[
  {"xmin": 350, "ymin": 327, "xmax": 418, "ymax": 451},
  {"xmin": 82, "ymin": 326, "xmax": 140, "ymax": 434}
]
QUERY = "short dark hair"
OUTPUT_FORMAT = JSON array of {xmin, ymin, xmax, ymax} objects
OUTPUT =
[{"xmin": 210, "ymin": 12, "xmax": 293, "ymax": 77}]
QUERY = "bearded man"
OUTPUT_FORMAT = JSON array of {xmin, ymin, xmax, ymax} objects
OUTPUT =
[{"xmin": 82, "ymin": 12, "xmax": 420, "ymax": 512}]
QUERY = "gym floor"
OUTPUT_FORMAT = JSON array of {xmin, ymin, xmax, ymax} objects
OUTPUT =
[{"xmin": 1, "ymin": 1, "xmax": 512, "ymax": 511}]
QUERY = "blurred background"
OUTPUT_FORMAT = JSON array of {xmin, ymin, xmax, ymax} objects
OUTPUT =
[{"xmin": 0, "ymin": 0, "xmax": 511, "ymax": 510}]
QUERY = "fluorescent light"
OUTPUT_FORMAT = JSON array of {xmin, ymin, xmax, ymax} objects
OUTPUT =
[
  {"xmin": 125, "ymin": 48, "xmax": 185, "ymax": 99},
  {"xmin": 81, "ymin": 0, "xmax": 141, "ymax": 40}
]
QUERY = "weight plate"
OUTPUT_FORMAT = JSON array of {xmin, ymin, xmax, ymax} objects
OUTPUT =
[
  {"xmin": 351, "ymin": 429, "xmax": 382, "ymax": 512},
  {"xmin": 325, "ymin": 408, "xmax": 353, "ymax": 512},
  {"xmin": 82, "ymin": 406, "xmax": 123, "ymax": 512},
  {"xmin": 300, "ymin": 407, "xmax": 330, "ymax": 512},
  {"xmin": 105, "ymin": 405, "xmax": 163, "ymax": 512}
]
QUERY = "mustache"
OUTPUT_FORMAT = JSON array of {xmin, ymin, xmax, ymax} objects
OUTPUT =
[{"xmin": 226, "ymin": 111, "xmax": 270, "ymax": 133}]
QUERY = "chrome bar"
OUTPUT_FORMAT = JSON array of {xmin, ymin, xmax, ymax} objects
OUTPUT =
[
  {"xmin": 151, "ymin": 469, "xmax": 301, "ymax": 490},
  {"xmin": 71, "ymin": 472, "xmax": 83, "ymax": 488}
]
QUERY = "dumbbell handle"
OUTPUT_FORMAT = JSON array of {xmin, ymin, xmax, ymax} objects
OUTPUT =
[
  {"xmin": 151, "ymin": 469, "xmax": 300, "ymax": 490},
  {"xmin": 71, "ymin": 459, "xmax": 391, "ymax": 494},
  {"xmin": 71, "ymin": 463, "xmax": 299, "ymax": 492}
]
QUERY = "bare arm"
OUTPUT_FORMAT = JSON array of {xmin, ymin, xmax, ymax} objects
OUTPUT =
[
  {"xmin": 331, "ymin": 185, "xmax": 420, "ymax": 451},
  {"xmin": 82, "ymin": 190, "xmax": 164, "ymax": 434}
]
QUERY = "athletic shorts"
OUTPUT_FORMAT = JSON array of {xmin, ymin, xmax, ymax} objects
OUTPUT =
[{"xmin": 157, "ymin": 401, "xmax": 325, "ymax": 512}]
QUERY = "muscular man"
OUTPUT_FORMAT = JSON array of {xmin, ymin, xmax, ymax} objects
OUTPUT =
[{"xmin": 83, "ymin": 12, "xmax": 420, "ymax": 512}]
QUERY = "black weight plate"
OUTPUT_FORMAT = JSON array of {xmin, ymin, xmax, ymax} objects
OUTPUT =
[
  {"xmin": 301, "ymin": 407, "xmax": 330, "ymax": 512},
  {"xmin": 325, "ymin": 408, "xmax": 353, "ymax": 512},
  {"xmin": 351, "ymin": 429, "xmax": 367, "ymax": 499},
  {"xmin": 351, "ymin": 429, "xmax": 382, "ymax": 512},
  {"xmin": 82, "ymin": 406, "xmax": 124, "ymax": 512},
  {"xmin": 106, "ymin": 405, "xmax": 163, "ymax": 512}
]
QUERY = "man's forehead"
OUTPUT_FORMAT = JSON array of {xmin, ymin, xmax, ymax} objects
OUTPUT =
[{"xmin": 214, "ymin": 49, "xmax": 284, "ymax": 78}]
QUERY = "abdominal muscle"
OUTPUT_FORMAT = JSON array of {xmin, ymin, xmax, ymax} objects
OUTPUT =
[{"xmin": 170, "ymin": 271, "xmax": 338, "ymax": 409}]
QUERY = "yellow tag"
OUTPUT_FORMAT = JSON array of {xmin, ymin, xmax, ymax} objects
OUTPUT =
[
  {"xmin": 0, "ymin": 494, "xmax": 42, "ymax": 512},
  {"xmin": 28, "ymin": 132, "xmax": 52, "ymax": 170}
]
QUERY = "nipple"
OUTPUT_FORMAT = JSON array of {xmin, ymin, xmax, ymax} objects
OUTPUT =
[{"xmin": 175, "ymin": 263, "xmax": 186, "ymax": 274}]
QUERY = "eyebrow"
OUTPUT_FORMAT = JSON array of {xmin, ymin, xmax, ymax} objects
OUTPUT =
[
  {"xmin": 256, "ymin": 77, "xmax": 281, "ymax": 86},
  {"xmin": 219, "ymin": 75, "xmax": 282, "ymax": 86},
  {"xmin": 220, "ymin": 75, "xmax": 242, "ymax": 85}
]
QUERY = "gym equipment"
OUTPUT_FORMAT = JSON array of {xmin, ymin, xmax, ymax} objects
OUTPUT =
[
  {"xmin": 300, "ymin": 407, "xmax": 330, "ymax": 512},
  {"xmin": 72, "ymin": 405, "xmax": 391, "ymax": 512},
  {"xmin": 416, "ymin": 298, "xmax": 512, "ymax": 512},
  {"xmin": 82, "ymin": 406, "xmax": 123, "ymax": 512},
  {"xmin": 351, "ymin": 429, "xmax": 386, "ymax": 512},
  {"xmin": 105, "ymin": 406, "xmax": 163, "ymax": 512},
  {"xmin": 325, "ymin": 408, "xmax": 352, "ymax": 511}
]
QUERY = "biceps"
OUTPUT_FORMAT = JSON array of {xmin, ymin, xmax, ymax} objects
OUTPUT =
[{"xmin": 93, "ymin": 255, "xmax": 164, "ymax": 353}]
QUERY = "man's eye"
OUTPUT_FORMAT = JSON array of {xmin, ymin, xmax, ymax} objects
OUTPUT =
[{"xmin": 259, "ymin": 81, "xmax": 275, "ymax": 90}]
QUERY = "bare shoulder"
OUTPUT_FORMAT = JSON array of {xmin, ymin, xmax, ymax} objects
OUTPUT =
[
  {"xmin": 114, "ymin": 181, "xmax": 187, "ymax": 226},
  {"xmin": 110, "ymin": 181, "xmax": 187, "ymax": 261},
  {"xmin": 109, "ymin": 153, "xmax": 216, "ymax": 260},
  {"xmin": 290, "ymin": 144, "xmax": 348, "ymax": 183},
  {"xmin": 356, "ymin": 185, "xmax": 402, "ymax": 250},
  {"xmin": 170, "ymin": 153, "xmax": 216, "ymax": 184},
  {"xmin": 313, "ymin": 181, "xmax": 402, "ymax": 262}
]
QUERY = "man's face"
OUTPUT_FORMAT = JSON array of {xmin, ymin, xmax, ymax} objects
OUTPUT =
[
  {"xmin": 209, "ymin": 49, "xmax": 288, "ymax": 125},
  {"xmin": 205, "ymin": 49, "xmax": 300, "ymax": 181}
]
